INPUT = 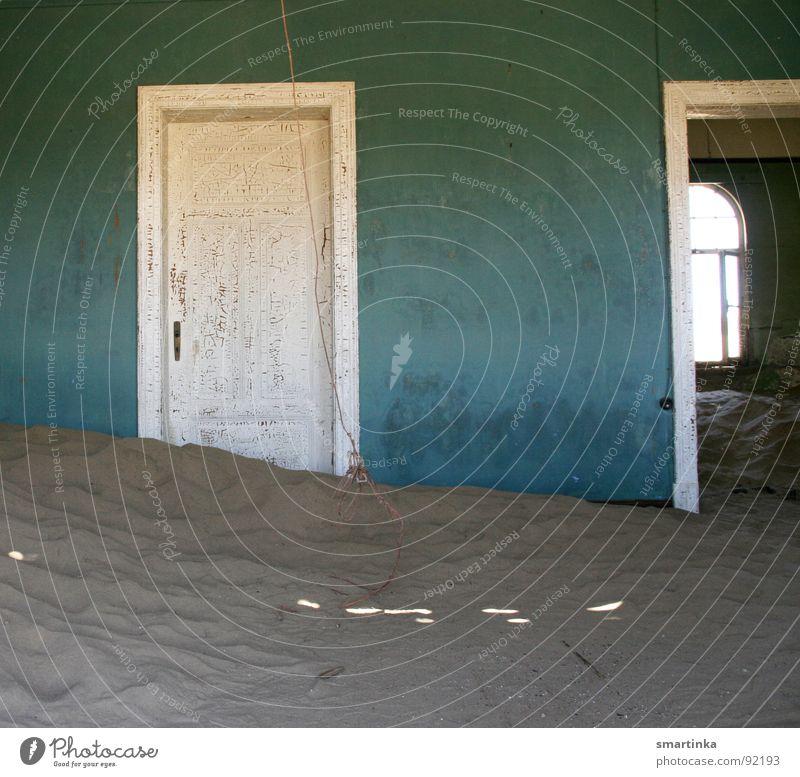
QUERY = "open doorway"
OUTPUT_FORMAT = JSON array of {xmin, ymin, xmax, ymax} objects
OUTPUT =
[
  {"xmin": 663, "ymin": 80, "xmax": 800, "ymax": 512},
  {"xmin": 687, "ymin": 118, "xmax": 800, "ymax": 501}
]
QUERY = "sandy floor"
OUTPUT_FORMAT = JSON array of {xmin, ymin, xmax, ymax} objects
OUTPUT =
[
  {"xmin": 697, "ymin": 389, "xmax": 799, "ymax": 496},
  {"xmin": 0, "ymin": 409, "xmax": 797, "ymax": 727}
]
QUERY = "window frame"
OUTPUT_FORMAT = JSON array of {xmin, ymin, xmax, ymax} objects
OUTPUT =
[{"xmin": 688, "ymin": 182, "xmax": 748, "ymax": 365}]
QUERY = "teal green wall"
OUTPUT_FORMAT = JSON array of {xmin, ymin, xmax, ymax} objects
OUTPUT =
[{"xmin": 0, "ymin": 0, "xmax": 798, "ymax": 500}]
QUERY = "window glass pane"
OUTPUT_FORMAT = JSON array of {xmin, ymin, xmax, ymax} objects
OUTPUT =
[
  {"xmin": 689, "ymin": 185, "xmax": 736, "ymax": 218},
  {"xmin": 725, "ymin": 254, "xmax": 739, "ymax": 303},
  {"xmin": 689, "ymin": 185, "xmax": 740, "ymax": 249},
  {"xmin": 692, "ymin": 253, "xmax": 723, "ymax": 362},
  {"xmin": 727, "ymin": 308, "xmax": 741, "ymax": 359},
  {"xmin": 690, "ymin": 216, "xmax": 739, "ymax": 249}
]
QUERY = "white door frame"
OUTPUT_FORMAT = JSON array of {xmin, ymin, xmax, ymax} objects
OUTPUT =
[
  {"xmin": 137, "ymin": 83, "xmax": 359, "ymax": 474},
  {"xmin": 663, "ymin": 79, "xmax": 800, "ymax": 512}
]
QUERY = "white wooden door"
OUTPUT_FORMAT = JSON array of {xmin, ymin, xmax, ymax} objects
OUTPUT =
[{"xmin": 164, "ymin": 118, "xmax": 334, "ymax": 472}]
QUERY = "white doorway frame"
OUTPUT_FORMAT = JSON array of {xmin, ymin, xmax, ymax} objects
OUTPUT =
[
  {"xmin": 663, "ymin": 79, "xmax": 800, "ymax": 512},
  {"xmin": 136, "ymin": 83, "xmax": 359, "ymax": 474}
]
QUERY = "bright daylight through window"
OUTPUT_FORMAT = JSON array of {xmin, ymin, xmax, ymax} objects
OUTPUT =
[{"xmin": 689, "ymin": 184, "xmax": 745, "ymax": 363}]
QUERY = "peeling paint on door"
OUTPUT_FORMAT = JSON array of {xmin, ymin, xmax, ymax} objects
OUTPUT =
[{"xmin": 165, "ymin": 119, "xmax": 335, "ymax": 471}]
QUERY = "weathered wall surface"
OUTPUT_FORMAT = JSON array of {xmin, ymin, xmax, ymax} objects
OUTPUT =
[{"xmin": 0, "ymin": 0, "xmax": 798, "ymax": 500}]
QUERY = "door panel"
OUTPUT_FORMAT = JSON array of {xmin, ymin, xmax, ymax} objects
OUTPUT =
[{"xmin": 165, "ymin": 119, "xmax": 334, "ymax": 472}]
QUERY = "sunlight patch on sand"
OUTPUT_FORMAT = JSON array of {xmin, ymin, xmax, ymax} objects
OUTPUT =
[{"xmin": 586, "ymin": 601, "xmax": 623, "ymax": 612}]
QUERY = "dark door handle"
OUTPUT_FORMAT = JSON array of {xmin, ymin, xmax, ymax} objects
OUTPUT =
[{"xmin": 173, "ymin": 321, "xmax": 181, "ymax": 361}]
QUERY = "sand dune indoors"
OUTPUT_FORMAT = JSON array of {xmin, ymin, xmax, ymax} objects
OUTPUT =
[{"xmin": 0, "ymin": 422, "xmax": 797, "ymax": 727}]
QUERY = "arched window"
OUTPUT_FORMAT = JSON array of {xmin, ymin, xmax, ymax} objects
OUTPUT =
[{"xmin": 689, "ymin": 184, "xmax": 746, "ymax": 363}]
